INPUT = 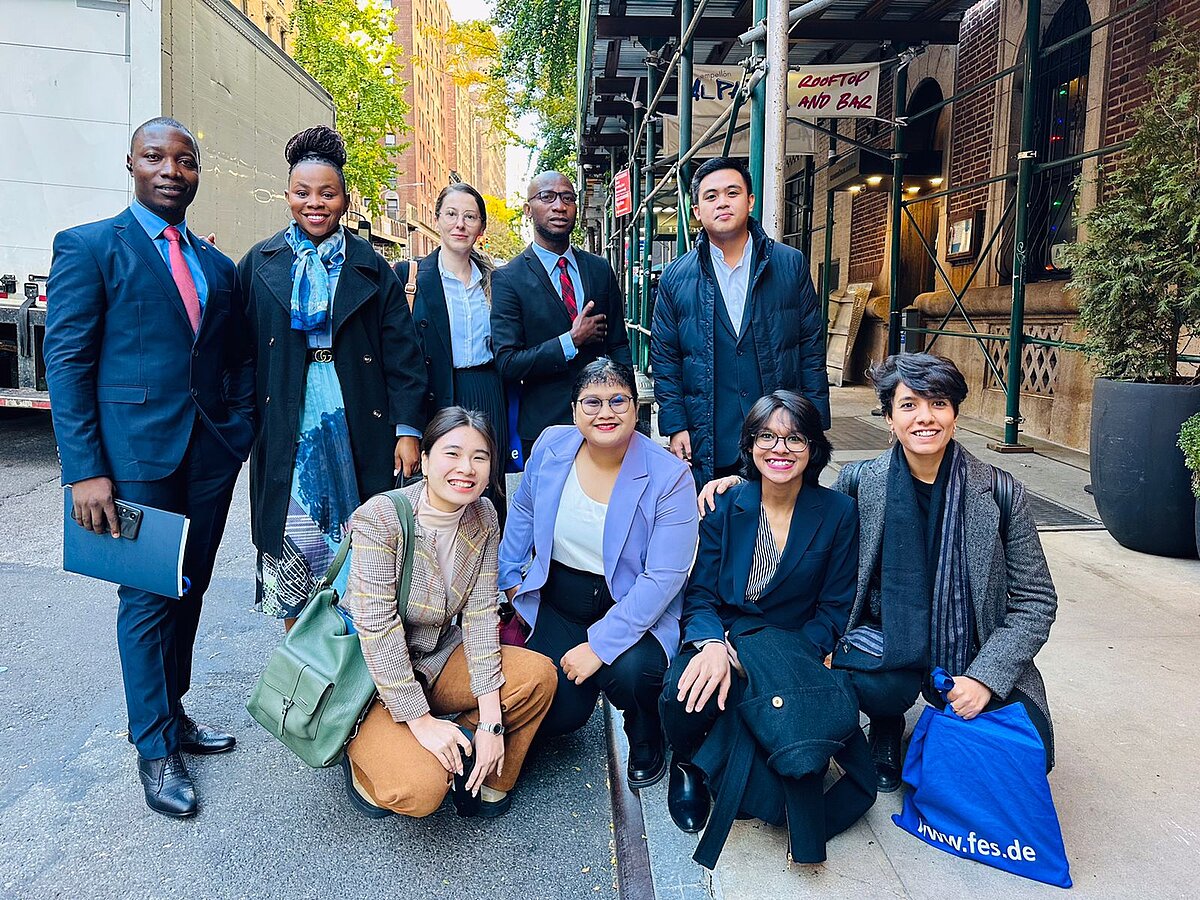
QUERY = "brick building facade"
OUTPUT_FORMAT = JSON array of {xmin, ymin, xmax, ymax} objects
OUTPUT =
[
  {"xmin": 389, "ymin": 0, "xmax": 508, "ymax": 259},
  {"xmin": 810, "ymin": 0, "xmax": 1200, "ymax": 451}
]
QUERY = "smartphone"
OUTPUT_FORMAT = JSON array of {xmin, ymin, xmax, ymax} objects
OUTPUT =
[{"xmin": 115, "ymin": 501, "xmax": 143, "ymax": 540}]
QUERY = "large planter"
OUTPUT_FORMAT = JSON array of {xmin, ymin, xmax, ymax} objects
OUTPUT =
[{"xmin": 1090, "ymin": 378, "xmax": 1200, "ymax": 558}]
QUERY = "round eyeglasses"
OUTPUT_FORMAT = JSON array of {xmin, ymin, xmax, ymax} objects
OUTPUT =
[
  {"xmin": 753, "ymin": 431, "xmax": 809, "ymax": 452},
  {"xmin": 577, "ymin": 394, "xmax": 631, "ymax": 415}
]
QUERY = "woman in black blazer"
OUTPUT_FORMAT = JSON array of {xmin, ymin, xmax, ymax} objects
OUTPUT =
[
  {"xmin": 393, "ymin": 183, "xmax": 508, "ymax": 524},
  {"xmin": 661, "ymin": 391, "xmax": 860, "ymax": 838},
  {"xmin": 238, "ymin": 126, "xmax": 427, "ymax": 626}
]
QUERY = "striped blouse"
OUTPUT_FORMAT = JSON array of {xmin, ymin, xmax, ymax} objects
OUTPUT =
[{"xmin": 745, "ymin": 505, "xmax": 783, "ymax": 603}]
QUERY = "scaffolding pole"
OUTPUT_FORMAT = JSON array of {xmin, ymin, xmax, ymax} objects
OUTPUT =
[
  {"xmin": 677, "ymin": 0, "xmax": 694, "ymax": 257},
  {"xmin": 761, "ymin": 0, "xmax": 789, "ymax": 237},
  {"xmin": 822, "ymin": 124, "xmax": 837, "ymax": 334},
  {"xmin": 994, "ymin": 0, "xmax": 1041, "ymax": 452},
  {"xmin": 641, "ymin": 55, "xmax": 661, "ymax": 370},
  {"xmin": 886, "ymin": 50, "xmax": 909, "ymax": 356},
  {"xmin": 748, "ymin": 0, "xmax": 767, "ymax": 199}
]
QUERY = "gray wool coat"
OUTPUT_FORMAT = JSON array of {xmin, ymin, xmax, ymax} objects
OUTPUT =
[{"xmin": 833, "ymin": 446, "xmax": 1058, "ymax": 765}]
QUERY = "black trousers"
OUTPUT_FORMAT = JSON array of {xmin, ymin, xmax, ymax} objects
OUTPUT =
[
  {"xmin": 526, "ymin": 562, "xmax": 668, "ymax": 752},
  {"xmin": 660, "ymin": 645, "xmax": 745, "ymax": 759},
  {"xmin": 114, "ymin": 420, "xmax": 241, "ymax": 759},
  {"xmin": 838, "ymin": 656, "xmax": 1054, "ymax": 773}
]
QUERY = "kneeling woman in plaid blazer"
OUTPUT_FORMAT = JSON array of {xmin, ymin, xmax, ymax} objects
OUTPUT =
[{"xmin": 341, "ymin": 407, "xmax": 558, "ymax": 818}]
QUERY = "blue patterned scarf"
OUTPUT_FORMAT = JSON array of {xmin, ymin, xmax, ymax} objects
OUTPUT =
[{"xmin": 284, "ymin": 222, "xmax": 345, "ymax": 333}]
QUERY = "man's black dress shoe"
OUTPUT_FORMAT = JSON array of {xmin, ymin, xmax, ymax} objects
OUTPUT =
[
  {"xmin": 180, "ymin": 716, "xmax": 236, "ymax": 755},
  {"xmin": 868, "ymin": 716, "xmax": 904, "ymax": 793},
  {"xmin": 667, "ymin": 758, "xmax": 710, "ymax": 833},
  {"xmin": 340, "ymin": 754, "xmax": 394, "ymax": 819},
  {"xmin": 138, "ymin": 753, "xmax": 197, "ymax": 818},
  {"xmin": 627, "ymin": 740, "xmax": 667, "ymax": 791}
]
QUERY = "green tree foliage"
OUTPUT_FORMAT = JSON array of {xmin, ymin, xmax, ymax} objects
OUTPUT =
[
  {"xmin": 440, "ymin": 20, "xmax": 521, "ymax": 148},
  {"xmin": 492, "ymin": 0, "xmax": 579, "ymax": 172},
  {"xmin": 291, "ymin": 0, "xmax": 410, "ymax": 213},
  {"xmin": 480, "ymin": 194, "xmax": 525, "ymax": 261},
  {"xmin": 1068, "ymin": 24, "xmax": 1200, "ymax": 382}
]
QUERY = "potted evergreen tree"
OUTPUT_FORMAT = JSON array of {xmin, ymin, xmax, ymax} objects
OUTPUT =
[
  {"xmin": 1179, "ymin": 414, "xmax": 1200, "ymax": 559},
  {"xmin": 1067, "ymin": 25, "xmax": 1200, "ymax": 558}
]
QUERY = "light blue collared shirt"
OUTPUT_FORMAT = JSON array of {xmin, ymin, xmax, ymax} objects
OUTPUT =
[
  {"xmin": 438, "ymin": 254, "xmax": 492, "ymax": 368},
  {"xmin": 710, "ymin": 237, "xmax": 753, "ymax": 337},
  {"xmin": 129, "ymin": 198, "xmax": 209, "ymax": 309},
  {"xmin": 531, "ymin": 241, "xmax": 585, "ymax": 362}
]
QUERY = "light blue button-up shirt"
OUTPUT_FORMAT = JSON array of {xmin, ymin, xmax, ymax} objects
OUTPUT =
[
  {"xmin": 710, "ymin": 237, "xmax": 753, "ymax": 337},
  {"xmin": 438, "ymin": 254, "xmax": 492, "ymax": 368},
  {"xmin": 531, "ymin": 241, "xmax": 584, "ymax": 361},
  {"xmin": 129, "ymin": 198, "xmax": 209, "ymax": 308}
]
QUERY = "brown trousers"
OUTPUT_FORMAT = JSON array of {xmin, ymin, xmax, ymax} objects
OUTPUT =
[{"xmin": 346, "ymin": 644, "xmax": 557, "ymax": 817}]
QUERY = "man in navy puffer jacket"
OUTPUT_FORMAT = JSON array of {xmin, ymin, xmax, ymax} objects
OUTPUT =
[{"xmin": 651, "ymin": 157, "xmax": 830, "ymax": 486}]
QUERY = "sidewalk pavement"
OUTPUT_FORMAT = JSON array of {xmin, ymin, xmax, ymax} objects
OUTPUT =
[{"xmin": 633, "ymin": 386, "xmax": 1200, "ymax": 900}]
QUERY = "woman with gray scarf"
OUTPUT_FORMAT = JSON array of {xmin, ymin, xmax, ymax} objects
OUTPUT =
[
  {"xmin": 698, "ymin": 352, "xmax": 1060, "ymax": 795},
  {"xmin": 831, "ymin": 353, "xmax": 1059, "ymax": 792}
]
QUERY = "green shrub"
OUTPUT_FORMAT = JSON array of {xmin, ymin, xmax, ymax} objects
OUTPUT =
[{"xmin": 1179, "ymin": 413, "xmax": 1200, "ymax": 500}]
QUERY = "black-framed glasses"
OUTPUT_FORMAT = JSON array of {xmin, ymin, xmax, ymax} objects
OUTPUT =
[
  {"xmin": 753, "ymin": 431, "xmax": 809, "ymax": 452},
  {"xmin": 530, "ymin": 190, "xmax": 578, "ymax": 205},
  {"xmin": 577, "ymin": 394, "xmax": 631, "ymax": 415}
]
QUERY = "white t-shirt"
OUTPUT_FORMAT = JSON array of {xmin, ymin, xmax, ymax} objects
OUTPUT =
[{"xmin": 551, "ymin": 463, "xmax": 608, "ymax": 574}]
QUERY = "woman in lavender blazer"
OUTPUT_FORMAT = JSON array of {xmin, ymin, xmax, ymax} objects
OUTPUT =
[{"xmin": 500, "ymin": 358, "xmax": 699, "ymax": 791}]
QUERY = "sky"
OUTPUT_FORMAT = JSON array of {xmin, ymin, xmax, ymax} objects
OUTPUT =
[{"xmin": 444, "ymin": 0, "xmax": 538, "ymax": 202}]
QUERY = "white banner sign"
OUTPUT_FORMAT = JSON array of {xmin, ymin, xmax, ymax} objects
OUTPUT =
[
  {"xmin": 787, "ymin": 63, "xmax": 881, "ymax": 117},
  {"xmin": 663, "ymin": 65, "xmax": 816, "ymax": 159}
]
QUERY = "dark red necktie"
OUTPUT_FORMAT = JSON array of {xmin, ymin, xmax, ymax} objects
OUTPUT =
[{"xmin": 556, "ymin": 256, "xmax": 578, "ymax": 320}]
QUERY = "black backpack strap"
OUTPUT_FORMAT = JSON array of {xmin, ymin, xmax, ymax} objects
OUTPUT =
[
  {"xmin": 842, "ymin": 460, "xmax": 867, "ymax": 498},
  {"xmin": 990, "ymin": 466, "xmax": 1015, "ymax": 543}
]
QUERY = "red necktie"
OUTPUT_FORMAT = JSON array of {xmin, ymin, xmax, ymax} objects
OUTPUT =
[
  {"xmin": 556, "ymin": 256, "xmax": 578, "ymax": 320},
  {"xmin": 163, "ymin": 226, "xmax": 202, "ymax": 333}
]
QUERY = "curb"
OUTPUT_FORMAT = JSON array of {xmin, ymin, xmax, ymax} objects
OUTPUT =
[{"xmin": 605, "ymin": 701, "xmax": 656, "ymax": 900}]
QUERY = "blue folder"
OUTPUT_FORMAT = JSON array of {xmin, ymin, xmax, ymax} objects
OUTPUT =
[{"xmin": 63, "ymin": 487, "xmax": 190, "ymax": 597}]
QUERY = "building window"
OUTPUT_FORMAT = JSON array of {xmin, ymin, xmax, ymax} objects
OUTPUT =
[
  {"xmin": 385, "ymin": 133, "xmax": 396, "ymax": 146},
  {"xmin": 387, "ymin": 197, "xmax": 399, "ymax": 219},
  {"xmin": 1031, "ymin": 0, "xmax": 1091, "ymax": 279}
]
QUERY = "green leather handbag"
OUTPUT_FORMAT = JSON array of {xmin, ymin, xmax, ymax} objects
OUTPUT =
[{"xmin": 247, "ymin": 490, "xmax": 416, "ymax": 768}]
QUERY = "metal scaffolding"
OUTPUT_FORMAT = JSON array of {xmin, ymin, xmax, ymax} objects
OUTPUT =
[{"xmin": 575, "ymin": 0, "xmax": 1192, "ymax": 450}]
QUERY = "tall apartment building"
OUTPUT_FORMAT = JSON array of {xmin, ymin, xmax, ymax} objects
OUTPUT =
[
  {"xmin": 390, "ymin": 0, "xmax": 507, "ymax": 258},
  {"xmin": 235, "ymin": 0, "xmax": 293, "ymax": 53}
]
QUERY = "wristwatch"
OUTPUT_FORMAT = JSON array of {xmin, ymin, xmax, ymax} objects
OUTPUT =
[{"xmin": 477, "ymin": 721, "xmax": 505, "ymax": 735}]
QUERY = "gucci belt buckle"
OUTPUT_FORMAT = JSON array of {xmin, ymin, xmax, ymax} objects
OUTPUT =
[{"xmin": 312, "ymin": 348, "xmax": 333, "ymax": 363}]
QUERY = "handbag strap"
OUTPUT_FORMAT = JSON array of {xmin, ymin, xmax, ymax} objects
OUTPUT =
[
  {"xmin": 382, "ymin": 489, "xmax": 417, "ymax": 619},
  {"xmin": 402, "ymin": 260, "xmax": 418, "ymax": 311},
  {"xmin": 314, "ymin": 490, "xmax": 417, "ymax": 617}
]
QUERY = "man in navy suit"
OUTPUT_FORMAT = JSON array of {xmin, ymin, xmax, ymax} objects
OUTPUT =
[
  {"xmin": 491, "ymin": 172, "xmax": 633, "ymax": 459},
  {"xmin": 44, "ymin": 117, "xmax": 254, "ymax": 818}
]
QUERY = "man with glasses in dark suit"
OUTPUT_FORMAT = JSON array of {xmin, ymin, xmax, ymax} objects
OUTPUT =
[{"xmin": 491, "ymin": 172, "xmax": 633, "ymax": 459}]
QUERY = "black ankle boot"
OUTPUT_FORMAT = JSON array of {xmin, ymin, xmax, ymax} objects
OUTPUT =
[
  {"xmin": 667, "ymin": 758, "xmax": 710, "ymax": 833},
  {"xmin": 868, "ymin": 716, "xmax": 905, "ymax": 793}
]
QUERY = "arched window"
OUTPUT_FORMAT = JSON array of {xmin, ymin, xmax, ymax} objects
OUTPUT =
[{"xmin": 1030, "ymin": 0, "xmax": 1091, "ymax": 279}]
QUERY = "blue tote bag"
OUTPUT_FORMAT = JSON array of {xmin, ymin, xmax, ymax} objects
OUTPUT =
[{"xmin": 892, "ymin": 669, "xmax": 1072, "ymax": 888}]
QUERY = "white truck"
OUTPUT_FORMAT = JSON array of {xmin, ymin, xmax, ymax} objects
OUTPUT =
[{"xmin": 0, "ymin": 0, "xmax": 334, "ymax": 408}]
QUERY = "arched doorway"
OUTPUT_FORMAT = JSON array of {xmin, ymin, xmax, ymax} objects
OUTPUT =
[{"xmin": 897, "ymin": 78, "xmax": 946, "ymax": 309}]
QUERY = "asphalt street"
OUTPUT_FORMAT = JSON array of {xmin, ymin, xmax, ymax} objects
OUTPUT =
[{"xmin": 0, "ymin": 411, "xmax": 618, "ymax": 900}]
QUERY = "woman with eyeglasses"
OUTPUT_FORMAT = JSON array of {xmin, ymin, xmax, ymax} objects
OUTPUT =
[
  {"xmin": 394, "ymin": 183, "xmax": 509, "ymax": 525},
  {"xmin": 498, "ymin": 358, "xmax": 699, "ymax": 791},
  {"xmin": 660, "ymin": 390, "xmax": 861, "ymax": 842}
]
